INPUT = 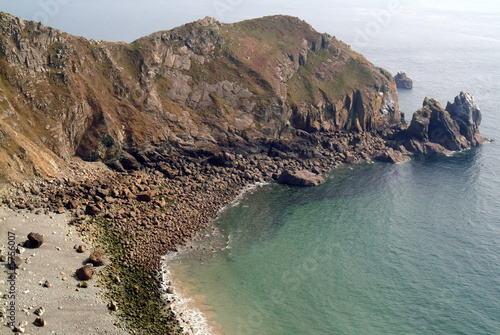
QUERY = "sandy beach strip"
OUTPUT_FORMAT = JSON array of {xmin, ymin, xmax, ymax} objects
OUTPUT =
[{"xmin": 0, "ymin": 206, "xmax": 128, "ymax": 334}]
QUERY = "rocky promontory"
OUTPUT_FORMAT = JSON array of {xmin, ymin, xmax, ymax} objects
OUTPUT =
[{"xmin": 0, "ymin": 12, "xmax": 402, "ymax": 182}]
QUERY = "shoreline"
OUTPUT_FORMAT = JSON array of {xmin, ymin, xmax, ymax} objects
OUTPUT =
[
  {"xmin": 161, "ymin": 252, "xmax": 218, "ymax": 335},
  {"xmin": 160, "ymin": 182, "xmax": 270, "ymax": 335},
  {"xmin": 0, "ymin": 132, "xmax": 390, "ymax": 334}
]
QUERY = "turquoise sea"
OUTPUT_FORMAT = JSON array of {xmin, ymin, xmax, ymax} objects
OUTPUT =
[{"xmin": 166, "ymin": 4, "xmax": 500, "ymax": 335}]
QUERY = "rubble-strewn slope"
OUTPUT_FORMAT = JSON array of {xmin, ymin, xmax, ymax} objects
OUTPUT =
[{"xmin": 0, "ymin": 13, "xmax": 401, "ymax": 182}]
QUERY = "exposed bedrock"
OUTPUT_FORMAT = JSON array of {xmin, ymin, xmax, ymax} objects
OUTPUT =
[{"xmin": 399, "ymin": 92, "xmax": 486, "ymax": 155}]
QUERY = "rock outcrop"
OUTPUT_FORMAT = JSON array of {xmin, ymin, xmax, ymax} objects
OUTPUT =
[
  {"xmin": 401, "ymin": 92, "xmax": 485, "ymax": 154},
  {"xmin": 394, "ymin": 72, "xmax": 413, "ymax": 89},
  {"xmin": 446, "ymin": 92, "xmax": 484, "ymax": 147},
  {"xmin": 0, "ymin": 12, "xmax": 401, "ymax": 182}
]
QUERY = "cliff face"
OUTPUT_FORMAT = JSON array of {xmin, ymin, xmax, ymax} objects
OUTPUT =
[{"xmin": 0, "ymin": 13, "xmax": 401, "ymax": 181}]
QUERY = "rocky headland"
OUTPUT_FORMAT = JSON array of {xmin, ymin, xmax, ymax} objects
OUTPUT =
[{"xmin": 0, "ymin": 11, "xmax": 487, "ymax": 334}]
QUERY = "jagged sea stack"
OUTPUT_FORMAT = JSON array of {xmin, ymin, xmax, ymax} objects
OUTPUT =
[{"xmin": 403, "ymin": 92, "xmax": 485, "ymax": 154}]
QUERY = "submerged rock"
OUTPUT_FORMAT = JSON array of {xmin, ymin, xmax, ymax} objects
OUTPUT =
[{"xmin": 278, "ymin": 169, "xmax": 325, "ymax": 187}]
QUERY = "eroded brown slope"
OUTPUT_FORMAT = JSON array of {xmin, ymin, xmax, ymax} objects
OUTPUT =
[{"xmin": 0, "ymin": 13, "xmax": 401, "ymax": 182}]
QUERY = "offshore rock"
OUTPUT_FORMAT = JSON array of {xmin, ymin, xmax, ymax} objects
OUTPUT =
[
  {"xmin": 394, "ymin": 72, "xmax": 413, "ymax": 89},
  {"xmin": 402, "ymin": 92, "xmax": 485, "ymax": 154},
  {"xmin": 278, "ymin": 169, "xmax": 325, "ymax": 186}
]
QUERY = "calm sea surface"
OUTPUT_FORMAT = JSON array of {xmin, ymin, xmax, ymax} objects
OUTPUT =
[{"xmin": 166, "ymin": 4, "xmax": 500, "ymax": 334}]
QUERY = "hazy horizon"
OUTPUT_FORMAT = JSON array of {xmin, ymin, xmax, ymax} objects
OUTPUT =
[{"xmin": 1, "ymin": 0, "xmax": 499, "ymax": 45}]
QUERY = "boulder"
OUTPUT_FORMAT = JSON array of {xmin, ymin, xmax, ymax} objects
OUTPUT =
[
  {"xmin": 88, "ymin": 249, "xmax": 106, "ymax": 266},
  {"xmin": 12, "ymin": 326, "xmax": 25, "ymax": 333},
  {"xmin": 34, "ymin": 307, "xmax": 45, "ymax": 316},
  {"xmin": 108, "ymin": 300, "xmax": 118, "ymax": 311},
  {"xmin": 26, "ymin": 232, "xmax": 44, "ymax": 248},
  {"xmin": 76, "ymin": 264, "xmax": 95, "ymax": 280},
  {"xmin": 66, "ymin": 199, "xmax": 79, "ymax": 209},
  {"xmin": 75, "ymin": 244, "xmax": 87, "ymax": 253},
  {"xmin": 278, "ymin": 169, "xmax": 325, "ymax": 187},
  {"xmin": 208, "ymin": 152, "xmax": 235, "ymax": 166},
  {"xmin": 34, "ymin": 317, "xmax": 46, "ymax": 327},
  {"xmin": 10, "ymin": 255, "xmax": 23, "ymax": 269},
  {"xmin": 85, "ymin": 204, "xmax": 102, "ymax": 215},
  {"xmin": 374, "ymin": 148, "xmax": 411, "ymax": 164},
  {"xmin": 136, "ymin": 192, "xmax": 153, "ymax": 202}
]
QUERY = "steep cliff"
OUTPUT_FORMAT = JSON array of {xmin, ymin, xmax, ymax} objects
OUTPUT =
[{"xmin": 0, "ymin": 12, "xmax": 401, "ymax": 181}]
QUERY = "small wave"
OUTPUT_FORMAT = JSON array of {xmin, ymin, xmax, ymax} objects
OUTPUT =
[
  {"xmin": 159, "ymin": 182, "xmax": 269, "ymax": 334},
  {"xmin": 216, "ymin": 182, "xmax": 269, "ymax": 218},
  {"xmin": 160, "ymin": 253, "xmax": 214, "ymax": 335}
]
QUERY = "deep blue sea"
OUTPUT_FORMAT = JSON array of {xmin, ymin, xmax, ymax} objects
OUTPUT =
[{"xmin": 165, "ymin": 4, "xmax": 500, "ymax": 335}]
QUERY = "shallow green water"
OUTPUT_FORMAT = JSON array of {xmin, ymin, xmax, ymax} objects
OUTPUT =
[{"xmin": 169, "ymin": 150, "xmax": 500, "ymax": 334}]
